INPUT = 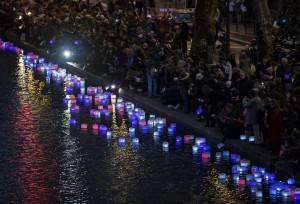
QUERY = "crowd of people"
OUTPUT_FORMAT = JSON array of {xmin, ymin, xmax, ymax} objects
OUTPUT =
[{"xmin": 1, "ymin": 0, "xmax": 300, "ymax": 177}]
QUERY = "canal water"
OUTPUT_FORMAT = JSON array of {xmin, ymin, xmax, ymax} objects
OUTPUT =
[{"xmin": 0, "ymin": 50, "xmax": 295, "ymax": 203}]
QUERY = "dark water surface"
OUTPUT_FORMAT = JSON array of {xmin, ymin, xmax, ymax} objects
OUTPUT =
[{"xmin": 0, "ymin": 51, "xmax": 290, "ymax": 203}]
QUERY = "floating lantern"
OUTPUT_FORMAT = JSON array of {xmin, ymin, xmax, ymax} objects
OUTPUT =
[
  {"xmin": 162, "ymin": 142, "xmax": 169, "ymax": 149},
  {"xmin": 287, "ymin": 178, "xmax": 295, "ymax": 185},
  {"xmin": 223, "ymin": 151, "xmax": 230, "ymax": 157},
  {"xmin": 176, "ymin": 136, "xmax": 182, "ymax": 144},
  {"xmin": 167, "ymin": 127, "xmax": 174, "ymax": 135},
  {"xmin": 129, "ymin": 127, "xmax": 135, "ymax": 136},
  {"xmin": 249, "ymin": 136, "xmax": 255, "ymax": 142},
  {"xmin": 282, "ymin": 189, "xmax": 291, "ymax": 197},
  {"xmin": 77, "ymin": 94, "xmax": 83, "ymax": 102},
  {"xmin": 233, "ymin": 174, "xmax": 239, "ymax": 181},
  {"xmin": 251, "ymin": 166, "xmax": 258, "ymax": 173},
  {"xmin": 149, "ymin": 114, "xmax": 155, "ymax": 120},
  {"xmin": 255, "ymin": 177, "xmax": 262, "ymax": 183},
  {"xmin": 259, "ymin": 167, "xmax": 266, "ymax": 175},
  {"xmin": 119, "ymin": 138, "xmax": 125, "ymax": 145},
  {"xmin": 218, "ymin": 173, "xmax": 226, "ymax": 180},
  {"xmin": 251, "ymin": 186, "xmax": 257, "ymax": 193},
  {"xmin": 238, "ymin": 179, "xmax": 245, "ymax": 185},
  {"xmin": 196, "ymin": 107, "xmax": 203, "ymax": 115},
  {"xmin": 203, "ymin": 144, "xmax": 210, "ymax": 152},
  {"xmin": 99, "ymin": 125, "xmax": 107, "ymax": 133},
  {"xmin": 238, "ymin": 166, "xmax": 247, "ymax": 172},
  {"xmin": 195, "ymin": 138, "xmax": 206, "ymax": 146},
  {"xmin": 132, "ymin": 137, "xmax": 139, "ymax": 144},
  {"xmin": 142, "ymin": 125, "xmax": 148, "ymax": 133},
  {"xmin": 70, "ymin": 119, "xmax": 76, "ymax": 125},
  {"xmin": 240, "ymin": 134, "xmax": 247, "ymax": 140},
  {"xmin": 131, "ymin": 120, "xmax": 138, "ymax": 127},
  {"xmin": 202, "ymin": 152, "xmax": 210, "ymax": 159},
  {"xmin": 139, "ymin": 120, "xmax": 147, "ymax": 126},
  {"xmin": 156, "ymin": 124, "xmax": 164, "ymax": 132},
  {"xmin": 106, "ymin": 131, "xmax": 112, "ymax": 139},
  {"xmin": 240, "ymin": 159, "xmax": 251, "ymax": 167},
  {"xmin": 147, "ymin": 119, "xmax": 154, "ymax": 127},
  {"xmin": 248, "ymin": 180, "xmax": 257, "ymax": 186},
  {"xmin": 269, "ymin": 188, "xmax": 277, "ymax": 195},
  {"xmin": 253, "ymin": 171, "xmax": 262, "ymax": 178},
  {"xmin": 170, "ymin": 123, "xmax": 176, "ymax": 129},
  {"xmin": 256, "ymin": 190, "xmax": 263, "ymax": 198},
  {"xmin": 94, "ymin": 110, "xmax": 100, "ymax": 118},
  {"xmin": 192, "ymin": 145, "xmax": 198, "ymax": 153},
  {"xmin": 216, "ymin": 152, "xmax": 222, "ymax": 159},
  {"xmin": 246, "ymin": 174, "xmax": 254, "ymax": 181},
  {"xmin": 232, "ymin": 165, "xmax": 239, "ymax": 174},
  {"xmin": 70, "ymin": 105, "xmax": 76, "ymax": 113},
  {"xmin": 153, "ymin": 131, "xmax": 159, "ymax": 137},
  {"xmin": 217, "ymin": 143, "xmax": 224, "ymax": 149},
  {"xmin": 264, "ymin": 173, "xmax": 275, "ymax": 181},
  {"xmin": 93, "ymin": 124, "xmax": 99, "ymax": 130},
  {"xmin": 81, "ymin": 124, "xmax": 88, "ymax": 129}
]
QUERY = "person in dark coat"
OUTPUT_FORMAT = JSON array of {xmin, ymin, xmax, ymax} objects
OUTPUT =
[{"xmin": 237, "ymin": 71, "xmax": 254, "ymax": 112}]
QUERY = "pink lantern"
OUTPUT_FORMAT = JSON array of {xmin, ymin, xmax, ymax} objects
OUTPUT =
[{"xmin": 81, "ymin": 124, "xmax": 88, "ymax": 129}]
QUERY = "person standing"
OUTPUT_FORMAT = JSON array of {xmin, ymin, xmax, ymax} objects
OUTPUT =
[{"xmin": 243, "ymin": 89, "xmax": 261, "ymax": 144}]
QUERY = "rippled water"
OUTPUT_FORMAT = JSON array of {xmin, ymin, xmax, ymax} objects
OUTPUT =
[{"xmin": 0, "ymin": 51, "xmax": 292, "ymax": 203}]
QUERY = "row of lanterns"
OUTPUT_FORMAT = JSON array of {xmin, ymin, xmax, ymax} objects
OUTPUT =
[{"xmin": 1, "ymin": 39, "xmax": 299, "ymax": 202}]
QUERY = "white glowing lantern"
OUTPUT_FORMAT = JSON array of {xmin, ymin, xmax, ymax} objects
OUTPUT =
[
  {"xmin": 153, "ymin": 131, "xmax": 159, "ymax": 137},
  {"xmin": 192, "ymin": 145, "xmax": 198, "ymax": 153},
  {"xmin": 256, "ymin": 191, "xmax": 263, "ymax": 198},
  {"xmin": 80, "ymin": 80, "xmax": 85, "ymax": 87},
  {"xmin": 249, "ymin": 136, "xmax": 255, "ymax": 142},
  {"xmin": 129, "ymin": 127, "xmax": 135, "ymax": 136},
  {"xmin": 240, "ymin": 134, "xmax": 247, "ymax": 140},
  {"xmin": 218, "ymin": 173, "xmax": 226, "ymax": 180},
  {"xmin": 233, "ymin": 174, "xmax": 239, "ymax": 181},
  {"xmin": 117, "ymin": 98, "xmax": 123, "ymax": 103},
  {"xmin": 132, "ymin": 137, "xmax": 139, "ymax": 144},
  {"xmin": 255, "ymin": 177, "xmax": 262, "ymax": 183},
  {"xmin": 148, "ymin": 120, "xmax": 154, "ymax": 127},
  {"xmin": 94, "ymin": 110, "xmax": 100, "ymax": 118},
  {"xmin": 246, "ymin": 174, "xmax": 254, "ymax": 181},
  {"xmin": 281, "ymin": 189, "xmax": 291, "ymax": 198},
  {"xmin": 240, "ymin": 159, "xmax": 251, "ymax": 167},
  {"xmin": 111, "ymin": 94, "xmax": 117, "ymax": 104},
  {"xmin": 80, "ymin": 87, "xmax": 85, "ymax": 94},
  {"xmin": 119, "ymin": 138, "xmax": 125, "ymax": 145},
  {"xmin": 106, "ymin": 131, "xmax": 112, "ymax": 139},
  {"xmin": 216, "ymin": 152, "xmax": 222, "ymax": 159},
  {"xmin": 223, "ymin": 151, "xmax": 230, "ymax": 157},
  {"xmin": 149, "ymin": 114, "xmax": 155, "ymax": 120},
  {"xmin": 162, "ymin": 142, "xmax": 169, "ymax": 149},
  {"xmin": 195, "ymin": 137, "xmax": 206, "ymax": 146}
]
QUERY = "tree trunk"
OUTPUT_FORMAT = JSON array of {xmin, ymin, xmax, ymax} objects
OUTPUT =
[
  {"xmin": 253, "ymin": 0, "xmax": 273, "ymax": 61},
  {"xmin": 191, "ymin": 0, "xmax": 218, "ymax": 64}
]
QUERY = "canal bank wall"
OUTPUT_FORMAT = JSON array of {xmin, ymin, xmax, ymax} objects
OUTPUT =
[{"xmin": 6, "ymin": 32, "xmax": 299, "ymax": 182}]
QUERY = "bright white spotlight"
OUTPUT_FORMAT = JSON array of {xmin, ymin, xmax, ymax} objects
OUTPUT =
[
  {"xmin": 63, "ymin": 50, "xmax": 71, "ymax": 58},
  {"xmin": 111, "ymin": 84, "xmax": 116, "ymax": 89}
]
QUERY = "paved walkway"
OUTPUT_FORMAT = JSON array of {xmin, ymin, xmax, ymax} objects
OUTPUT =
[{"xmin": 5, "ymin": 32, "xmax": 299, "ymax": 183}]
